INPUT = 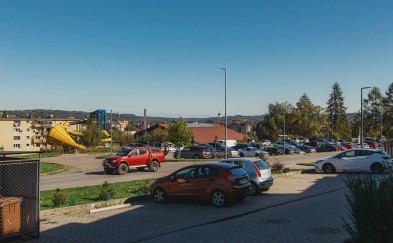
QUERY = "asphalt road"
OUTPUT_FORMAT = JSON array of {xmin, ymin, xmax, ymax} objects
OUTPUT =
[{"xmin": 40, "ymin": 152, "xmax": 337, "ymax": 191}]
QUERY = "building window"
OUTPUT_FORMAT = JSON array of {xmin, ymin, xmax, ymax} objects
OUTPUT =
[
  {"xmin": 14, "ymin": 128, "xmax": 21, "ymax": 132},
  {"xmin": 26, "ymin": 144, "xmax": 30, "ymax": 147},
  {"xmin": 14, "ymin": 136, "xmax": 21, "ymax": 140},
  {"xmin": 26, "ymin": 136, "xmax": 30, "ymax": 139},
  {"xmin": 13, "ymin": 144, "xmax": 21, "ymax": 148},
  {"xmin": 26, "ymin": 128, "xmax": 30, "ymax": 132}
]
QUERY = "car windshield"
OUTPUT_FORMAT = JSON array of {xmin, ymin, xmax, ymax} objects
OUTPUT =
[
  {"xmin": 229, "ymin": 167, "xmax": 247, "ymax": 176},
  {"xmin": 254, "ymin": 159, "xmax": 269, "ymax": 170},
  {"xmin": 116, "ymin": 149, "xmax": 131, "ymax": 156}
]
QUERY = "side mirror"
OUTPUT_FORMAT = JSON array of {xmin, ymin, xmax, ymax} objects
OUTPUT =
[{"xmin": 169, "ymin": 175, "xmax": 175, "ymax": 181}]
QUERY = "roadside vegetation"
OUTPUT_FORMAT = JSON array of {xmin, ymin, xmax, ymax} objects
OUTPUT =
[
  {"xmin": 41, "ymin": 162, "xmax": 65, "ymax": 175},
  {"xmin": 343, "ymin": 172, "xmax": 393, "ymax": 242},
  {"xmin": 296, "ymin": 162, "xmax": 316, "ymax": 166},
  {"xmin": 40, "ymin": 179, "xmax": 155, "ymax": 210}
]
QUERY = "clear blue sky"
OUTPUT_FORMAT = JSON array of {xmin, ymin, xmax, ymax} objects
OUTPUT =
[{"xmin": 1, "ymin": 0, "xmax": 392, "ymax": 118}]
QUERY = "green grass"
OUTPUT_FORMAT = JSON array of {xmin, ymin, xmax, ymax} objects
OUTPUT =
[
  {"xmin": 40, "ymin": 179, "xmax": 154, "ymax": 211},
  {"xmin": 12, "ymin": 151, "xmax": 62, "ymax": 159},
  {"xmin": 41, "ymin": 162, "xmax": 65, "ymax": 175}
]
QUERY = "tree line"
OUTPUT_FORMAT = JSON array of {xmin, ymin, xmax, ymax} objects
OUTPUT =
[{"xmin": 255, "ymin": 82, "xmax": 393, "ymax": 142}]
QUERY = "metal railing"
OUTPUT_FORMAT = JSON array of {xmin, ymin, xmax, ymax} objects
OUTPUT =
[{"xmin": 0, "ymin": 152, "xmax": 40, "ymax": 241}]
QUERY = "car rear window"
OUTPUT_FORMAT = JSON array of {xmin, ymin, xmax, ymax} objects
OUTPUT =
[
  {"xmin": 254, "ymin": 159, "xmax": 269, "ymax": 169},
  {"xmin": 150, "ymin": 148, "xmax": 162, "ymax": 154},
  {"xmin": 229, "ymin": 167, "xmax": 247, "ymax": 176}
]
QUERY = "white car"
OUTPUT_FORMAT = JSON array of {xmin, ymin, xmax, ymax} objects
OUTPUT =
[
  {"xmin": 238, "ymin": 147, "xmax": 269, "ymax": 158},
  {"xmin": 315, "ymin": 149, "xmax": 392, "ymax": 174},
  {"xmin": 258, "ymin": 140, "xmax": 271, "ymax": 147}
]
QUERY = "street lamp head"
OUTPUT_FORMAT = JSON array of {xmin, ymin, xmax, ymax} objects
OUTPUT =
[
  {"xmin": 221, "ymin": 67, "xmax": 226, "ymax": 71},
  {"xmin": 361, "ymin": 86, "xmax": 371, "ymax": 90}
]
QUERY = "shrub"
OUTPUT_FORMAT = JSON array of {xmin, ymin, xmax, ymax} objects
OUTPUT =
[
  {"xmin": 343, "ymin": 173, "xmax": 393, "ymax": 242},
  {"xmin": 68, "ymin": 196, "xmax": 78, "ymax": 206},
  {"xmin": 98, "ymin": 181, "xmax": 116, "ymax": 201},
  {"xmin": 51, "ymin": 188, "xmax": 66, "ymax": 207},
  {"xmin": 283, "ymin": 168, "xmax": 290, "ymax": 173},
  {"xmin": 270, "ymin": 159, "xmax": 284, "ymax": 171}
]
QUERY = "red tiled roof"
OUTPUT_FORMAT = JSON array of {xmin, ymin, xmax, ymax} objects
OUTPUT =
[
  {"xmin": 189, "ymin": 123, "xmax": 244, "ymax": 144},
  {"xmin": 158, "ymin": 124, "xmax": 170, "ymax": 129}
]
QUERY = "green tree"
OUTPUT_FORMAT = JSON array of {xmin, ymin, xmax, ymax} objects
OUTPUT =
[
  {"xmin": 382, "ymin": 83, "xmax": 393, "ymax": 137},
  {"xmin": 112, "ymin": 130, "xmax": 134, "ymax": 147},
  {"xmin": 168, "ymin": 117, "xmax": 193, "ymax": 158},
  {"xmin": 364, "ymin": 87, "xmax": 383, "ymax": 138},
  {"xmin": 326, "ymin": 82, "xmax": 350, "ymax": 139},
  {"xmin": 255, "ymin": 102, "xmax": 293, "ymax": 141},
  {"xmin": 350, "ymin": 112, "xmax": 361, "ymax": 138},
  {"xmin": 147, "ymin": 129, "xmax": 169, "ymax": 143},
  {"xmin": 81, "ymin": 123, "xmax": 104, "ymax": 148},
  {"xmin": 291, "ymin": 94, "xmax": 326, "ymax": 138}
]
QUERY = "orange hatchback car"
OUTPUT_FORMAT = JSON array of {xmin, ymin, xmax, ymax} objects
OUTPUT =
[{"xmin": 150, "ymin": 162, "xmax": 250, "ymax": 207}]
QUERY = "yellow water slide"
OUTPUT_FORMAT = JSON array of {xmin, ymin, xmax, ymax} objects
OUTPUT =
[
  {"xmin": 46, "ymin": 122, "xmax": 112, "ymax": 150},
  {"xmin": 46, "ymin": 123, "xmax": 86, "ymax": 150}
]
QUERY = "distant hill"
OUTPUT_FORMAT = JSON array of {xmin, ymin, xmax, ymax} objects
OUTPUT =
[{"xmin": 1, "ymin": 109, "xmax": 265, "ymax": 123}]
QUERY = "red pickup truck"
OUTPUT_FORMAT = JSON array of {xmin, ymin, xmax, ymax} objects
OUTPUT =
[{"xmin": 102, "ymin": 147, "xmax": 165, "ymax": 175}]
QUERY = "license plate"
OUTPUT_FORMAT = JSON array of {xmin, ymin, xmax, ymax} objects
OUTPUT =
[{"xmin": 240, "ymin": 179, "xmax": 248, "ymax": 184}]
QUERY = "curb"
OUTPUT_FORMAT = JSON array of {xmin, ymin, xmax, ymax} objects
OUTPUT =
[{"xmin": 40, "ymin": 195, "xmax": 150, "ymax": 218}]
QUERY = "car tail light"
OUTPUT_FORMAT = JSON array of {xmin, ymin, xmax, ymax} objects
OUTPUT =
[
  {"xmin": 223, "ymin": 171, "xmax": 235, "ymax": 181},
  {"xmin": 252, "ymin": 161, "xmax": 262, "ymax": 177}
]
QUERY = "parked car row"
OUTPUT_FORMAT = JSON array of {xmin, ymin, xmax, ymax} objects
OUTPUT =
[{"xmin": 150, "ymin": 157, "xmax": 273, "ymax": 207}]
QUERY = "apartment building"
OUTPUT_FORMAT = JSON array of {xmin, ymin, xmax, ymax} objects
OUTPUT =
[{"xmin": 0, "ymin": 118, "xmax": 80, "ymax": 151}]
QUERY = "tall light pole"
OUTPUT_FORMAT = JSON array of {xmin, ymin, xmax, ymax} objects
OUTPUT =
[
  {"xmin": 221, "ymin": 68, "xmax": 227, "ymax": 159},
  {"xmin": 283, "ymin": 110, "xmax": 286, "ymax": 155},
  {"xmin": 361, "ymin": 87, "xmax": 371, "ymax": 148},
  {"xmin": 110, "ymin": 109, "xmax": 113, "ymax": 154}
]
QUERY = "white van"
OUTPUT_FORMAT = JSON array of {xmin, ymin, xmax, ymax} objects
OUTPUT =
[{"xmin": 217, "ymin": 140, "xmax": 237, "ymax": 147}]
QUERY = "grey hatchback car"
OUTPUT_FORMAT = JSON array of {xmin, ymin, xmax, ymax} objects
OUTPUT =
[{"xmin": 219, "ymin": 158, "xmax": 273, "ymax": 195}]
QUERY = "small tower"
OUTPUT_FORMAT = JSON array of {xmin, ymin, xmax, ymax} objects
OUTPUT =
[{"xmin": 218, "ymin": 111, "xmax": 221, "ymax": 124}]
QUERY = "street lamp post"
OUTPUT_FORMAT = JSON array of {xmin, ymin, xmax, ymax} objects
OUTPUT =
[
  {"xmin": 283, "ymin": 111, "xmax": 286, "ymax": 155},
  {"xmin": 361, "ymin": 87, "xmax": 371, "ymax": 148},
  {"xmin": 110, "ymin": 109, "xmax": 113, "ymax": 154},
  {"xmin": 221, "ymin": 68, "xmax": 227, "ymax": 159}
]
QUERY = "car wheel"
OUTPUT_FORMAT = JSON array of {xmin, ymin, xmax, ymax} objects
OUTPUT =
[
  {"xmin": 322, "ymin": 163, "xmax": 336, "ymax": 174},
  {"xmin": 104, "ymin": 168, "xmax": 114, "ymax": 174},
  {"xmin": 117, "ymin": 163, "xmax": 128, "ymax": 175},
  {"xmin": 153, "ymin": 187, "xmax": 167, "ymax": 203},
  {"xmin": 137, "ymin": 167, "xmax": 145, "ymax": 171},
  {"xmin": 194, "ymin": 154, "xmax": 201, "ymax": 159},
  {"xmin": 211, "ymin": 190, "xmax": 226, "ymax": 207},
  {"xmin": 371, "ymin": 163, "xmax": 384, "ymax": 174},
  {"xmin": 249, "ymin": 182, "xmax": 259, "ymax": 195},
  {"xmin": 239, "ymin": 153, "xmax": 244, "ymax": 157},
  {"xmin": 149, "ymin": 161, "xmax": 159, "ymax": 172}
]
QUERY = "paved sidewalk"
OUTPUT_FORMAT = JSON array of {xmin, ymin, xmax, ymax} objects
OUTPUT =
[{"xmin": 31, "ymin": 172, "xmax": 351, "ymax": 242}]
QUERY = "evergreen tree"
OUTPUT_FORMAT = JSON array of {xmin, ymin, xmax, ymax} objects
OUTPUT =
[
  {"xmin": 326, "ymin": 82, "xmax": 350, "ymax": 139},
  {"xmin": 363, "ymin": 87, "xmax": 383, "ymax": 138},
  {"xmin": 383, "ymin": 82, "xmax": 393, "ymax": 136}
]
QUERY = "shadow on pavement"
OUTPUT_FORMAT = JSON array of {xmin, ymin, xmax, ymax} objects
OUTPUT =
[{"xmin": 32, "ymin": 173, "xmax": 361, "ymax": 242}]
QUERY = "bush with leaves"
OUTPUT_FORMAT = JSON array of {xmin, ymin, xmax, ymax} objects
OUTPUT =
[
  {"xmin": 52, "ymin": 188, "xmax": 66, "ymax": 207},
  {"xmin": 98, "ymin": 181, "xmax": 116, "ymax": 201},
  {"xmin": 343, "ymin": 173, "xmax": 393, "ymax": 242},
  {"xmin": 270, "ymin": 159, "xmax": 284, "ymax": 171}
]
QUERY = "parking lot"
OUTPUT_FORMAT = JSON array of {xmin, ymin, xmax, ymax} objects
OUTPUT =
[
  {"xmin": 35, "ymin": 165, "xmax": 352, "ymax": 242},
  {"xmin": 40, "ymin": 152, "xmax": 335, "ymax": 190}
]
